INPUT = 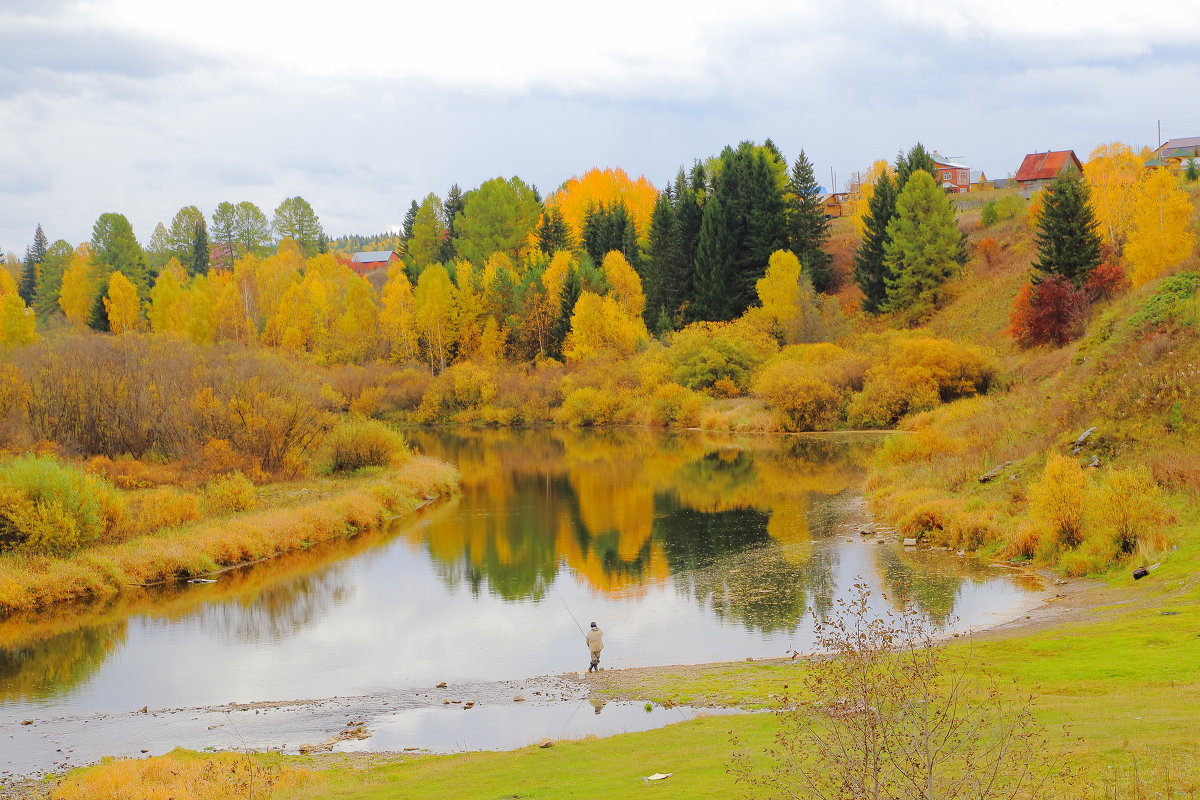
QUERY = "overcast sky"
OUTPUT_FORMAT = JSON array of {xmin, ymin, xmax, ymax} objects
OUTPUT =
[{"xmin": 2, "ymin": 0, "xmax": 1199, "ymax": 255}]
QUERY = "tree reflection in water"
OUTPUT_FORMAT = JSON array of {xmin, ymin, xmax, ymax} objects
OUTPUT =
[{"xmin": 405, "ymin": 429, "xmax": 872, "ymax": 631}]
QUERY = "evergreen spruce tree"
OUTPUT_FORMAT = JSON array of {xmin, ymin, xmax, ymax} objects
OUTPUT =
[
  {"xmin": 853, "ymin": 171, "xmax": 898, "ymax": 313},
  {"xmin": 548, "ymin": 265, "xmax": 582, "ymax": 359},
  {"xmin": 1032, "ymin": 173, "xmax": 1103, "ymax": 286},
  {"xmin": 20, "ymin": 223, "xmax": 48, "ymax": 305},
  {"xmin": 440, "ymin": 184, "xmax": 465, "ymax": 262},
  {"xmin": 882, "ymin": 171, "xmax": 965, "ymax": 314},
  {"xmin": 401, "ymin": 200, "xmax": 419, "ymax": 242},
  {"xmin": 1186, "ymin": 158, "xmax": 1199, "ymax": 182},
  {"xmin": 787, "ymin": 150, "xmax": 835, "ymax": 292},
  {"xmin": 192, "ymin": 220, "xmax": 210, "ymax": 275},
  {"xmin": 643, "ymin": 186, "xmax": 680, "ymax": 326},
  {"xmin": 896, "ymin": 142, "xmax": 937, "ymax": 189},
  {"xmin": 674, "ymin": 165, "xmax": 706, "ymax": 315},
  {"xmin": 537, "ymin": 206, "xmax": 574, "ymax": 255},
  {"xmin": 35, "ymin": 239, "xmax": 72, "ymax": 318},
  {"xmin": 581, "ymin": 202, "xmax": 637, "ymax": 266},
  {"xmin": 692, "ymin": 142, "xmax": 786, "ymax": 320}
]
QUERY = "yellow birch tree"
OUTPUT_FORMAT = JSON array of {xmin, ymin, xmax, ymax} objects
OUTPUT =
[
  {"xmin": 1126, "ymin": 168, "xmax": 1196, "ymax": 287},
  {"xmin": 601, "ymin": 250, "xmax": 645, "ymax": 318},
  {"xmin": 1084, "ymin": 142, "xmax": 1143, "ymax": 259},
  {"xmin": 147, "ymin": 258, "xmax": 190, "ymax": 335},
  {"xmin": 104, "ymin": 271, "xmax": 141, "ymax": 333},
  {"xmin": 380, "ymin": 267, "xmax": 418, "ymax": 362},
  {"xmin": 59, "ymin": 247, "xmax": 95, "ymax": 326}
]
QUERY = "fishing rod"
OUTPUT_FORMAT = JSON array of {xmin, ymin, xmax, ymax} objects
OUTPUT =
[{"xmin": 552, "ymin": 584, "xmax": 587, "ymax": 638}]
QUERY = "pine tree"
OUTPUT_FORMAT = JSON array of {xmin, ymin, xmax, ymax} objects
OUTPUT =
[
  {"xmin": 20, "ymin": 223, "xmax": 48, "ymax": 305},
  {"xmin": 439, "ymin": 185, "xmax": 465, "ymax": 263},
  {"xmin": 192, "ymin": 220, "xmax": 210, "ymax": 275},
  {"xmin": 537, "ymin": 205, "xmax": 575, "ymax": 255},
  {"xmin": 787, "ymin": 150, "xmax": 835, "ymax": 292},
  {"xmin": 548, "ymin": 265, "xmax": 582, "ymax": 359},
  {"xmin": 643, "ymin": 187, "xmax": 679, "ymax": 326},
  {"xmin": 897, "ymin": 142, "xmax": 937, "ymax": 189},
  {"xmin": 401, "ymin": 200, "xmax": 419, "ymax": 242},
  {"xmin": 581, "ymin": 201, "xmax": 638, "ymax": 266},
  {"xmin": 1185, "ymin": 158, "xmax": 1199, "ymax": 182},
  {"xmin": 853, "ymin": 171, "xmax": 898, "ymax": 313},
  {"xmin": 692, "ymin": 142, "xmax": 787, "ymax": 321},
  {"xmin": 675, "ymin": 165, "xmax": 706, "ymax": 315},
  {"xmin": 882, "ymin": 171, "xmax": 964, "ymax": 314},
  {"xmin": 1032, "ymin": 173, "xmax": 1102, "ymax": 286}
]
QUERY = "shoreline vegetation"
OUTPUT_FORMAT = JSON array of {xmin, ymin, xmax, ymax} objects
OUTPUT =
[{"xmin": 0, "ymin": 456, "xmax": 458, "ymax": 615}]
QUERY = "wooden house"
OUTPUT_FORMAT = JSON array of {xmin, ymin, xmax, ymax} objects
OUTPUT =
[
  {"xmin": 931, "ymin": 153, "xmax": 972, "ymax": 193},
  {"xmin": 822, "ymin": 193, "xmax": 850, "ymax": 218},
  {"xmin": 350, "ymin": 250, "xmax": 401, "ymax": 276},
  {"xmin": 970, "ymin": 170, "xmax": 992, "ymax": 192},
  {"xmin": 1014, "ymin": 150, "xmax": 1082, "ymax": 193},
  {"xmin": 1149, "ymin": 137, "xmax": 1200, "ymax": 174}
]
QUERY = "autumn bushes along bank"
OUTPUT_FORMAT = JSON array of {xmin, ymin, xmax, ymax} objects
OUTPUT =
[{"xmin": 0, "ymin": 455, "xmax": 458, "ymax": 614}]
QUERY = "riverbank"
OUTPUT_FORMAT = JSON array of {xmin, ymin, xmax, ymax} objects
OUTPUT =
[{"xmin": 0, "ymin": 456, "xmax": 459, "ymax": 615}]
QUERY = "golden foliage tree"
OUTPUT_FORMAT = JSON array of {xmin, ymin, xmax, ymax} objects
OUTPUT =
[
  {"xmin": 1126, "ymin": 168, "xmax": 1196, "ymax": 287},
  {"xmin": 753, "ymin": 249, "xmax": 847, "ymax": 344},
  {"xmin": 562, "ymin": 291, "xmax": 647, "ymax": 361},
  {"xmin": 147, "ymin": 258, "xmax": 190, "ymax": 335},
  {"xmin": 103, "ymin": 271, "xmax": 141, "ymax": 333},
  {"xmin": 600, "ymin": 250, "xmax": 645, "ymax": 318},
  {"xmin": 0, "ymin": 294, "xmax": 37, "ymax": 346},
  {"xmin": 59, "ymin": 246, "xmax": 95, "ymax": 326},
  {"xmin": 380, "ymin": 266, "xmax": 418, "ymax": 362},
  {"xmin": 546, "ymin": 167, "xmax": 657, "ymax": 241},
  {"xmin": 414, "ymin": 263, "xmax": 457, "ymax": 372},
  {"xmin": 1084, "ymin": 142, "xmax": 1143, "ymax": 259},
  {"xmin": 847, "ymin": 159, "xmax": 892, "ymax": 236}
]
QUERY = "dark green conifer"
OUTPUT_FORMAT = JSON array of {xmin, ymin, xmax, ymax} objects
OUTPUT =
[
  {"xmin": 853, "ymin": 171, "xmax": 898, "ymax": 313},
  {"xmin": 787, "ymin": 150, "xmax": 834, "ymax": 292},
  {"xmin": 20, "ymin": 223, "xmax": 48, "ymax": 305},
  {"xmin": 1032, "ymin": 173, "xmax": 1102, "ymax": 286}
]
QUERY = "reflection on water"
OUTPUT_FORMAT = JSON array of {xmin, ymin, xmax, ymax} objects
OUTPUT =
[{"xmin": 0, "ymin": 429, "xmax": 1040, "ymax": 717}]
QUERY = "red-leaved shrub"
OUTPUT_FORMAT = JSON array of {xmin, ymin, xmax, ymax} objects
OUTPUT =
[
  {"xmin": 1009, "ymin": 276, "xmax": 1088, "ymax": 347},
  {"xmin": 1084, "ymin": 262, "xmax": 1129, "ymax": 302}
]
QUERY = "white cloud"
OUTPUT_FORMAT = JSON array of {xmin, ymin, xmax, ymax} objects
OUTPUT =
[{"xmin": 1, "ymin": 0, "xmax": 1198, "ymax": 252}]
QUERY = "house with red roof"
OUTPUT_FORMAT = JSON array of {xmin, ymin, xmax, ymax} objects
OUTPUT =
[
  {"xmin": 1014, "ymin": 150, "xmax": 1082, "ymax": 193},
  {"xmin": 349, "ymin": 250, "xmax": 400, "ymax": 276}
]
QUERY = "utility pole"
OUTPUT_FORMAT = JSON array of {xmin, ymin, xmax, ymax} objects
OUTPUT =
[
  {"xmin": 1158, "ymin": 120, "xmax": 1162, "ymax": 148},
  {"xmin": 830, "ymin": 167, "xmax": 835, "ymax": 194}
]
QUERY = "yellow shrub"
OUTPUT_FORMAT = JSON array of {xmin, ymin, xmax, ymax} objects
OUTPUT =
[
  {"xmin": 753, "ymin": 361, "xmax": 844, "ymax": 432},
  {"xmin": 321, "ymin": 417, "xmax": 409, "ymax": 473},
  {"xmin": 773, "ymin": 343, "xmax": 868, "ymax": 390},
  {"xmin": 0, "ymin": 456, "xmax": 125, "ymax": 555},
  {"xmin": 846, "ymin": 365, "xmax": 940, "ymax": 428},
  {"xmin": 555, "ymin": 387, "xmax": 625, "ymax": 426},
  {"xmin": 201, "ymin": 471, "xmax": 258, "ymax": 515},
  {"xmin": 1089, "ymin": 466, "xmax": 1168, "ymax": 554},
  {"xmin": 200, "ymin": 438, "xmax": 244, "ymax": 476},
  {"xmin": 896, "ymin": 501, "xmax": 951, "ymax": 542},
  {"xmin": 645, "ymin": 383, "xmax": 706, "ymax": 428},
  {"xmin": 1029, "ymin": 453, "xmax": 1087, "ymax": 549}
]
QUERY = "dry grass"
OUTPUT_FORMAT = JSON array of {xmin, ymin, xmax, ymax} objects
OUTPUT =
[
  {"xmin": 49, "ymin": 749, "xmax": 311, "ymax": 800},
  {"xmin": 0, "ymin": 456, "xmax": 458, "ymax": 614}
]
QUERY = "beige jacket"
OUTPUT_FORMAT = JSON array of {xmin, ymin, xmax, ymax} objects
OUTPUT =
[{"xmin": 586, "ymin": 628, "xmax": 604, "ymax": 653}]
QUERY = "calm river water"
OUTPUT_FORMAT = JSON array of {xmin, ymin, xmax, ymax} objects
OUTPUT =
[{"xmin": 0, "ymin": 429, "xmax": 1041, "ymax": 748}]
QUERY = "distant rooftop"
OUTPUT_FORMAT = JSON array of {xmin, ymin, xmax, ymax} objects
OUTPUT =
[
  {"xmin": 351, "ymin": 250, "xmax": 396, "ymax": 263},
  {"xmin": 1014, "ymin": 150, "xmax": 1080, "ymax": 182},
  {"xmin": 1156, "ymin": 137, "xmax": 1200, "ymax": 157}
]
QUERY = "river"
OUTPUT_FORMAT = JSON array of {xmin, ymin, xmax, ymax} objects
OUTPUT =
[{"xmin": 0, "ymin": 429, "xmax": 1042, "ymax": 775}]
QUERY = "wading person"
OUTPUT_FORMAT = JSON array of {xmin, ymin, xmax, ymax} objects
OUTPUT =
[{"xmin": 586, "ymin": 622, "xmax": 604, "ymax": 672}]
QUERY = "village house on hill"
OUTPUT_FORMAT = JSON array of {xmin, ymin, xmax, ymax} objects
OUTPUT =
[
  {"xmin": 350, "ymin": 250, "xmax": 400, "ymax": 276},
  {"xmin": 931, "ymin": 152, "xmax": 971, "ymax": 193},
  {"xmin": 1148, "ymin": 136, "xmax": 1200, "ymax": 174},
  {"xmin": 1014, "ymin": 150, "xmax": 1082, "ymax": 193}
]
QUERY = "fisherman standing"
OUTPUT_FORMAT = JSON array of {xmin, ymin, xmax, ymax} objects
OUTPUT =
[{"xmin": 586, "ymin": 622, "xmax": 604, "ymax": 672}]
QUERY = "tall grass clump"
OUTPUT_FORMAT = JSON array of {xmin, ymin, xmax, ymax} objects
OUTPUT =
[
  {"xmin": 50, "ymin": 749, "xmax": 309, "ymax": 800},
  {"xmin": 0, "ymin": 455, "xmax": 124, "ymax": 555},
  {"xmin": 320, "ymin": 417, "xmax": 409, "ymax": 473},
  {"xmin": 201, "ymin": 471, "xmax": 259, "ymax": 515}
]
